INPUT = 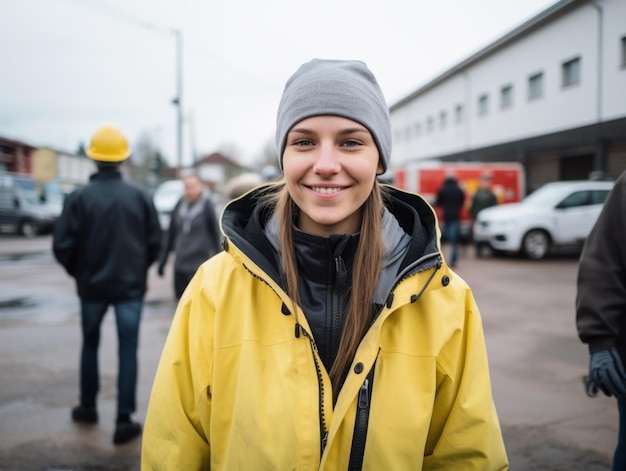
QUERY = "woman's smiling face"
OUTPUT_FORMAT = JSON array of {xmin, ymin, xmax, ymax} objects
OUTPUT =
[{"xmin": 282, "ymin": 115, "xmax": 383, "ymax": 236}]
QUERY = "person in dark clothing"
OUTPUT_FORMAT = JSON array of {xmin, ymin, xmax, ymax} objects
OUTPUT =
[
  {"xmin": 435, "ymin": 174, "xmax": 465, "ymax": 267},
  {"xmin": 157, "ymin": 170, "xmax": 221, "ymax": 299},
  {"xmin": 576, "ymin": 170, "xmax": 626, "ymax": 471},
  {"xmin": 52, "ymin": 124, "xmax": 162, "ymax": 445},
  {"xmin": 469, "ymin": 173, "xmax": 498, "ymax": 257}
]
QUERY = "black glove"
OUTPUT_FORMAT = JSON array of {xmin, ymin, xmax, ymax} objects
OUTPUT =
[
  {"xmin": 157, "ymin": 265, "xmax": 165, "ymax": 277},
  {"xmin": 589, "ymin": 348, "xmax": 626, "ymax": 398}
]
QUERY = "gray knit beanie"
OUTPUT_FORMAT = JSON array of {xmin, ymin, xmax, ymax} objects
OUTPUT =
[{"xmin": 275, "ymin": 58, "xmax": 391, "ymax": 172}]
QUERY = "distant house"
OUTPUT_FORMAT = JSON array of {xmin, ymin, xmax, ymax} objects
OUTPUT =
[
  {"xmin": 0, "ymin": 135, "xmax": 94, "ymax": 204},
  {"xmin": 0, "ymin": 136, "xmax": 35, "ymax": 174},
  {"xmin": 31, "ymin": 147, "xmax": 92, "ymax": 197},
  {"xmin": 194, "ymin": 152, "xmax": 247, "ymax": 194}
]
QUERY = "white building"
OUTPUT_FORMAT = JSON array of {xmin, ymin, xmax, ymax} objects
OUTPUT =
[{"xmin": 390, "ymin": 0, "xmax": 626, "ymax": 192}]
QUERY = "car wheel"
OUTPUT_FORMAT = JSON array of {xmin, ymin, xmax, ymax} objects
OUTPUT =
[
  {"xmin": 20, "ymin": 220, "xmax": 38, "ymax": 238},
  {"xmin": 522, "ymin": 229, "xmax": 550, "ymax": 260}
]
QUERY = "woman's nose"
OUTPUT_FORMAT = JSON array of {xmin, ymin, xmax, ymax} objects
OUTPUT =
[{"xmin": 312, "ymin": 143, "xmax": 341, "ymax": 175}]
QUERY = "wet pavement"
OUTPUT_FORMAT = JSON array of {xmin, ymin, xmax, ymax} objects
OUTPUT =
[
  {"xmin": 0, "ymin": 235, "xmax": 618, "ymax": 470},
  {"xmin": 0, "ymin": 234, "xmax": 176, "ymax": 471}
]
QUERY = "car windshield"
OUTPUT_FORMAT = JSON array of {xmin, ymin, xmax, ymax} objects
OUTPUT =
[
  {"xmin": 522, "ymin": 185, "xmax": 569, "ymax": 207},
  {"xmin": 24, "ymin": 195, "xmax": 41, "ymax": 205},
  {"xmin": 22, "ymin": 192, "xmax": 43, "ymax": 206},
  {"xmin": 154, "ymin": 181, "xmax": 184, "ymax": 200}
]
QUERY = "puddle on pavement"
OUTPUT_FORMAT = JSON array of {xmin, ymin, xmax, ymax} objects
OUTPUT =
[
  {"xmin": 0, "ymin": 252, "xmax": 48, "ymax": 262},
  {"xmin": 0, "ymin": 296, "xmax": 36, "ymax": 310}
]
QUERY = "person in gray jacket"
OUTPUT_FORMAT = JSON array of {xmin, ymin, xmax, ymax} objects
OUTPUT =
[
  {"xmin": 157, "ymin": 170, "xmax": 221, "ymax": 299},
  {"xmin": 576, "ymin": 170, "xmax": 626, "ymax": 471}
]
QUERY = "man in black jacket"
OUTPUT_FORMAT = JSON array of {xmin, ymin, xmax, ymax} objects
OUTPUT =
[
  {"xmin": 53, "ymin": 124, "xmax": 161, "ymax": 445},
  {"xmin": 435, "ymin": 174, "xmax": 465, "ymax": 267},
  {"xmin": 576, "ymin": 170, "xmax": 626, "ymax": 471}
]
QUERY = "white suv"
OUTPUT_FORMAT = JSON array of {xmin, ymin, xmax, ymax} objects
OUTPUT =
[{"xmin": 473, "ymin": 180, "xmax": 614, "ymax": 260}]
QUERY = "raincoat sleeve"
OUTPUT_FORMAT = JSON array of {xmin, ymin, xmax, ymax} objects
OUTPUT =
[
  {"xmin": 424, "ymin": 287, "xmax": 509, "ymax": 470},
  {"xmin": 52, "ymin": 192, "xmax": 79, "ymax": 276},
  {"xmin": 145, "ymin": 196, "xmax": 163, "ymax": 268},
  {"xmin": 141, "ymin": 263, "xmax": 215, "ymax": 470},
  {"xmin": 576, "ymin": 172, "xmax": 626, "ymax": 353}
]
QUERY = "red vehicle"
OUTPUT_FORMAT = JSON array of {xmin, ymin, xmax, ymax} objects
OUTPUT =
[{"xmin": 392, "ymin": 161, "xmax": 525, "ymax": 238}]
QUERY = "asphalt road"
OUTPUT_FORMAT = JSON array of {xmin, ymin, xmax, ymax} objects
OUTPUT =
[{"xmin": 0, "ymin": 235, "xmax": 618, "ymax": 470}]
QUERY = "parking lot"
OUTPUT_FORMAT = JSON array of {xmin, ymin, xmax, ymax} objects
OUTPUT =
[{"xmin": 0, "ymin": 235, "xmax": 618, "ymax": 470}]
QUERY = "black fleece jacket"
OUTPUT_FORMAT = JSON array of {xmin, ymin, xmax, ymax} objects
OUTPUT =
[{"xmin": 53, "ymin": 170, "xmax": 162, "ymax": 301}]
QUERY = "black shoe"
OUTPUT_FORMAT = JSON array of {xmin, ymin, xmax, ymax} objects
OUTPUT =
[
  {"xmin": 71, "ymin": 404, "xmax": 98, "ymax": 424},
  {"xmin": 113, "ymin": 420, "xmax": 142, "ymax": 445}
]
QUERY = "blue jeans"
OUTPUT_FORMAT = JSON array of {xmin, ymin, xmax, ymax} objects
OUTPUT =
[
  {"xmin": 444, "ymin": 220, "xmax": 460, "ymax": 267},
  {"xmin": 614, "ymin": 398, "xmax": 626, "ymax": 471},
  {"xmin": 79, "ymin": 298, "xmax": 143, "ymax": 416}
]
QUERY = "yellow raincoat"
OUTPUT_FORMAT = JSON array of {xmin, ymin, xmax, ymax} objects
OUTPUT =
[{"xmin": 142, "ymin": 186, "xmax": 508, "ymax": 470}]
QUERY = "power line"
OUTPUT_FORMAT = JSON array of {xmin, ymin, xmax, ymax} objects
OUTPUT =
[
  {"xmin": 184, "ymin": 40, "xmax": 280, "ymax": 89},
  {"xmin": 57, "ymin": 0, "xmax": 176, "ymax": 35},
  {"xmin": 57, "ymin": 0, "xmax": 279, "ymax": 88}
]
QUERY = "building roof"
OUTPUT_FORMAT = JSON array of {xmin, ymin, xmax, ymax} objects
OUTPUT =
[
  {"xmin": 195, "ymin": 152, "xmax": 242, "ymax": 168},
  {"xmin": 0, "ymin": 135, "xmax": 37, "ymax": 150},
  {"xmin": 390, "ymin": 0, "xmax": 584, "ymax": 110}
]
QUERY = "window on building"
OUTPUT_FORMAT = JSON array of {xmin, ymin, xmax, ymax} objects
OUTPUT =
[
  {"xmin": 427, "ymin": 116, "xmax": 434, "ymax": 133},
  {"xmin": 478, "ymin": 94, "xmax": 489, "ymax": 116},
  {"xmin": 528, "ymin": 72, "xmax": 544, "ymax": 100},
  {"xmin": 621, "ymin": 36, "xmax": 626, "ymax": 67},
  {"xmin": 455, "ymin": 104, "xmax": 464, "ymax": 124},
  {"xmin": 439, "ymin": 111, "xmax": 447, "ymax": 129},
  {"xmin": 500, "ymin": 84, "xmax": 513, "ymax": 109},
  {"xmin": 562, "ymin": 57, "xmax": 581, "ymax": 87},
  {"xmin": 414, "ymin": 122, "xmax": 422, "ymax": 136}
]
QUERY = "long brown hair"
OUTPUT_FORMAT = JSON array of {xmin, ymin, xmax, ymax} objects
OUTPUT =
[{"xmin": 268, "ymin": 181, "xmax": 385, "ymax": 400}]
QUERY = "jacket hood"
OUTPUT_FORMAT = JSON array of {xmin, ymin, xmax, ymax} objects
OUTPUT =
[{"xmin": 220, "ymin": 184, "xmax": 442, "ymax": 290}]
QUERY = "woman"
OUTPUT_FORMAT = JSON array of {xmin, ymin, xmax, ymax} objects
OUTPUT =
[{"xmin": 142, "ymin": 59, "xmax": 508, "ymax": 470}]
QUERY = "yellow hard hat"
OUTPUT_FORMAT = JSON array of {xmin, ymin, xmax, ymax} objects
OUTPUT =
[{"xmin": 86, "ymin": 124, "xmax": 131, "ymax": 162}]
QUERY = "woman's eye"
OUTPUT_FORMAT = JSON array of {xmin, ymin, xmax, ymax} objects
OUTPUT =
[
  {"xmin": 294, "ymin": 139, "xmax": 314, "ymax": 147},
  {"xmin": 341, "ymin": 139, "xmax": 361, "ymax": 148}
]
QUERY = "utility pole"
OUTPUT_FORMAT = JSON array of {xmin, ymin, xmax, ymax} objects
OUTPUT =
[
  {"xmin": 188, "ymin": 110, "xmax": 198, "ymax": 166},
  {"xmin": 172, "ymin": 29, "xmax": 183, "ymax": 174}
]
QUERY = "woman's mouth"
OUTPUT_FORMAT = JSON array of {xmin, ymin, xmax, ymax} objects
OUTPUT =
[{"xmin": 310, "ymin": 186, "xmax": 344, "ymax": 194}]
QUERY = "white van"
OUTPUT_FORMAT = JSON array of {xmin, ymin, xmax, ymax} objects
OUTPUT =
[
  {"xmin": 0, "ymin": 172, "xmax": 58, "ymax": 237},
  {"xmin": 153, "ymin": 180, "xmax": 184, "ymax": 231}
]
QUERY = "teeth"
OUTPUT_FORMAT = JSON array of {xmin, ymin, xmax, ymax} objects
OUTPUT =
[{"xmin": 312, "ymin": 187, "xmax": 342, "ymax": 194}]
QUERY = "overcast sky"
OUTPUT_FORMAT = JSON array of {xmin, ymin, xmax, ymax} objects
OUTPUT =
[{"xmin": 2, "ymin": 0, "xmax": 557, "ymax": 168}]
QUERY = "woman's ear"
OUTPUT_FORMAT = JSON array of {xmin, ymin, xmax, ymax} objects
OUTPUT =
[{"xmin": 376, "ymin": 159, "xmax": 385, "ymax": 175}]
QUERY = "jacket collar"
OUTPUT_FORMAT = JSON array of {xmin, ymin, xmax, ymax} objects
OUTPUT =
[
  {"xmin": 220, "ymin": 184, "xmax": 442, "ymax": 289},
  {"xmin": 90, "ymin": 169, "xmax": 122, "ymax": 182}
]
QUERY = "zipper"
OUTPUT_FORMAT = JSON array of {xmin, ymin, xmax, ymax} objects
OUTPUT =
[
  {"xmin": 331, "ymin": 256, "xmax": 347, "ymax": 357},
  {"xmin": 348, "ymin": 369, "xmax": 374, "ymax": 470},
  {"xmin": 301, "ymin": 328, "xmax": 330, "ymax": 456}
]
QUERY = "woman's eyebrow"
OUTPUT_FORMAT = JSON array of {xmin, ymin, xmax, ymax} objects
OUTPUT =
[
  {"xmin": 289, "ymin": 127, "xmax": 314, "ymax": 135},
  {"xmin": 337, "ymin": 128, "xmax": 369, "ymax": 136}
]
